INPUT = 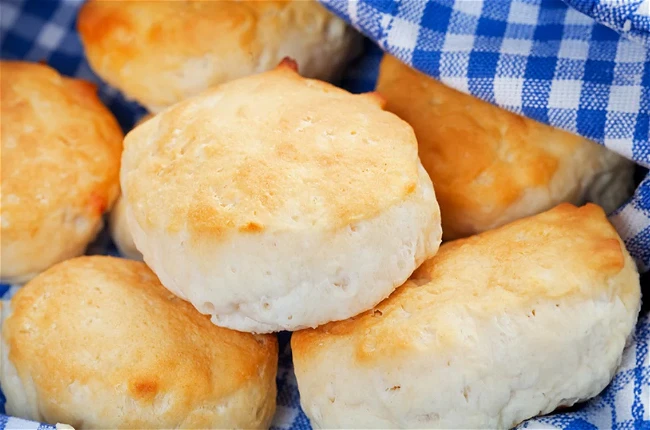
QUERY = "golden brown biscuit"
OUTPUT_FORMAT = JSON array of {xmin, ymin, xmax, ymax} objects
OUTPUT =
[
  {"xmin": 121, "ymin": 62, "xmax": 442, "ymax": 333},
  {"xmin": 1, "ymin": 256, "xmax": 278, "ymax": 429},
  {"xmin": 376, "ymin": 55, "xmax": 633, "ymax": 240},
  {"xmin": 0, "ymin": 61, "xmax": 122, "ymax": 283},
  {"xmin": 78, "ymin": 0, "xmax": 362, "ymax": 112},
  {"xmin": 292, "ymin": 203, "xmax": 640, "ymax": 429}
]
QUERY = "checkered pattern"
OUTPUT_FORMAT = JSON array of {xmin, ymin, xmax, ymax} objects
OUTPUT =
[
  {"xmin": 321, "ymin": 0, "xmax": 650, "ymax": 273},
  {"xmin": 0, "ymin": 0, "xmax": 648, "ymax": 429}
]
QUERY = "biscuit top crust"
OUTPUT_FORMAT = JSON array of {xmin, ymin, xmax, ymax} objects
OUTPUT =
[{"xmin": 121, "ymin": 64, "xmax": 421, "ymax": 240}]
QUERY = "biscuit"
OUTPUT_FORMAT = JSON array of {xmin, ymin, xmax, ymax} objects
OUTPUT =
[
  {"xmin": 78, "ymin": 0, "xmax": 362, "ymax": 112},
  {"xmin": 292, "ymin": 203, "xmax": 640, "ymax": 429},
  {"xmin": 0, "ymin": 61, "xmax": 122, "ymax": 283},
  {"xmin": 1, "ymin": 256, "xmax": 278, "ymax": 429},
  {"xmin": 376, "ymin": 55, "xmax": 634, "ymax": 240},
  {"xmin": 121, "ymin": 62, "xmax": 442, "ymax": 333}
]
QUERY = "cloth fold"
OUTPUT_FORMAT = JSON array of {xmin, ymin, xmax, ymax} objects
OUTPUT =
[{"xmin": 564, "ymin": 0, "xmax": 650, "ymax": 47}]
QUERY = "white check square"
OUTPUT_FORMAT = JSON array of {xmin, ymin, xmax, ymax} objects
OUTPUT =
[
  {"xmin": 501, "ymin": 37, "xmax": 532, "ymax": 55},
  {"xmin": 564, "ymin": 7, "xmax": 595, "ymax": 25},
  {"xmin": 507, "ymin": 1, "xmax": 540, "ymax": 25},
  {"xmin": 36, "ymin": 22, "xmax": 65, "ymax": 50},
  {"xmin": 453, "ymin": 0, "xmax": 484, "ymax": 17},
  {"xmin": 548, "ymin": 80, "xmax": 583, "ymax": 109},
  {"xmin": 494, "ymin": 77, "xmax": 524, "ymax": 107},
  {"xmin": 608, "ymin": 85, "xmax": 642, "ymax": 113},
  {"xmin": 443, "ymin": 33, "xmax": 475, "ymax": 52},
  {"xmin": 386, "ymin": 16, "xmax": 420, "ymax": 51},
  {"xmin": 0, "ymin": 3, "xmax": 19, "ymax": 30},
  {"xmin": 558, "ymin": 39, "xmax": 590, "ymax": 60}
]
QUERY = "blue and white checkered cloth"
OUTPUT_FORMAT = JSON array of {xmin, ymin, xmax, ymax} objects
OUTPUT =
[{"xmin": 0, "ymin": 0, "xmax": 648, "ymax": 429}]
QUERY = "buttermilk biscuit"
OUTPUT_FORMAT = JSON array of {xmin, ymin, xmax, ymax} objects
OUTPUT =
[
  {"xmin": 0, "ymin": 61, "xmax": 122, "ymax": 283},
  {"xmin": 292, "ymin": 203, "xmax": 641, "ymax": 429},
  {"xmin": 120, "ymin": 61, "xmax": 442, "ymax": 333},
  {"xmin": 0, "ymin": 256, "xmax": 278, "ymax": 429},
  {"xmin": 376, "ymin": 55, "xmax": 633, "ymax": 240},
  {"xmin": 78, "ymin": 0, "xmax": 362, "ymax": 112}
]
